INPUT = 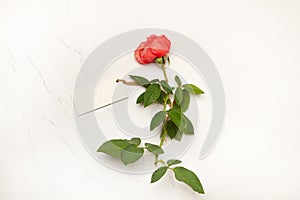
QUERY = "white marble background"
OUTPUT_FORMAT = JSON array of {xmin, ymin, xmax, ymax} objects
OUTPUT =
[{"xmin": 1, "ymin": 0, "xmax": 300, "ymax": 199}]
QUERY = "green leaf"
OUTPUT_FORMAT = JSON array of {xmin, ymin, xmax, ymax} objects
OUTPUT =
[
  {"xmin": 180, "ymin": 89, "xmax": 190, "ymax": 112},
  {"xmin": 150, "ymin": 79, "xmax": 159, "ymax": 83},
  {"xmin": 97, "ymin": 140, "xmax": 130, "ymax": 158},
  {"xmin": 125, "ymin": 138, "xmax": 141, "ymax": 146},
  {"xmin": 175, "ymin": 87, "xmax": 183, "ymax": 104},
  {"xmin": 167, "ymin": 159, "xmax": 182, "ymax": 166},
  {"xmin": 166, "ymin": 120, "xmax": 178, "ymax": 139},
  {"xmin": 174, "ymin": 130, "xmax": 183, "ymax": 141},
  {"xmin": 166, "ymin": 118, "xmax": 183, "ymax": 141},
  {"xmin": 175, "ymin": 75, "xmax": 182, "ymax": 86},
  {"xmin": 151, "ymin": 166, "xmax": 168, "ymax": 183},
  {"xmin": 172, "ymin": 101, "xmax": 182, "ymax": 113},
  {"xmin": 129, "ymin": 75, "xmax": 150, "ymax": 86},
  {"xmin": 145, "ymin": 143, "xmax": 164, "ymax": 155},
  {"xmin": 144, "ymin": 84, "xmax": 161, "ymax": 107},
  {"xmin": 157, "ymin": 91, "xmax": 171, "ymax": 105},
  {"xmin": 150, "ymin": 111, "xmax": 166, "ymax": 131},
  {"xmin": 121, "ymin": 144, "xmax": 144, "ymax": 165},
  {"xmin": 136, "ymin": 92, "xmax": 145, "ymax": 104},
  {"xmin": 173, "ymin": 167, "xmax": 204, "ymax": 194},
  {"xmin": 168, "ymin": 109, "xmax": 194, "ymax": 135},
  {"xmin": 160, "ymin": 80, "xmax": 173, "ymax": 94},
  {"xmin": 157, "ymin": 91, "xmax": 167, "ymax": 104},
  {"xmin": 183, "ymin": 84, "xmax": 204, "ymax": 94}
]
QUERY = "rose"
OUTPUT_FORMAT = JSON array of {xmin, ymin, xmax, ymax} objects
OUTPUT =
[
  {"xmin": 134, "ymin": 35, "xmax": 171, "ymax": 64},
  {"xmin": 100, "ymin": 34, "xmax": 205, "ymax": 195}
]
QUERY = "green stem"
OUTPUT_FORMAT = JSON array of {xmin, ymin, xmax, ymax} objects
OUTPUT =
[
  {"xmin": 160, "ymin": 126, "xmax": 167, "ymax": 147},
  {"xmin": 155, "ymin": 56, "xmax": 169, "ymax": 83},
  {"xmin": 155, "ymin": 122, "xmax": 167, "ymax": 166},
  {"xmin": 154, "ymin": 155, "xmax": 159, "ymax": 166},
  {"xmin": 163, "ymin": 95, "xmax": 169, "ymax": 111},
  {"xmin": 155, "ymin": 159, "xmax": 166, "ymax": 166},
  {"xmin": 160, "ymin": 95, "xmax": 169, "ymax": 147},
  {"xmin": 154, "ymin": 56, "xmax": 170, "ymax": 166},
  {"xmin": 161, "ymin": 63, "xmax": 168, "ymax": 83}
]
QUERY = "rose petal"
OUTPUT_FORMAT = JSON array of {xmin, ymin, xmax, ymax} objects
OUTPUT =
[
  {"xmin": 146, "ymin": 34, "xmax": 158, "ymax": 41},
  {"xmin": 141, "ymin": 46, "xmax": 157, "ymax": 63},
  {"xmin": 150, "ymin": 35, "xmax": 171, "ymax": 57},
  {"xmin": 139, "ymin": 35, "xmax": 157, "ymax": 63},
  {"xmin": 134, "ymin": 42, "xmax": 147, "ymax": 64}
]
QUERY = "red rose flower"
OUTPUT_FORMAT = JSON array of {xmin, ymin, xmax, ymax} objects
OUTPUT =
[{"xmin": 134, "ymin": 35, "xmax": 171, "ymax": 64}]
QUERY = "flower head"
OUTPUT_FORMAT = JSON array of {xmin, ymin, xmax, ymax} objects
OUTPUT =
[{"xmin": 134, "ymin": 35, "xmax": 171, "ymax": 64}]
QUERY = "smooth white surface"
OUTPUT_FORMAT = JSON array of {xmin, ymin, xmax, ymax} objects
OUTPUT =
[{"xmin": 1, "ymin": 0, "xmax": 300, "ymax": 199}]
